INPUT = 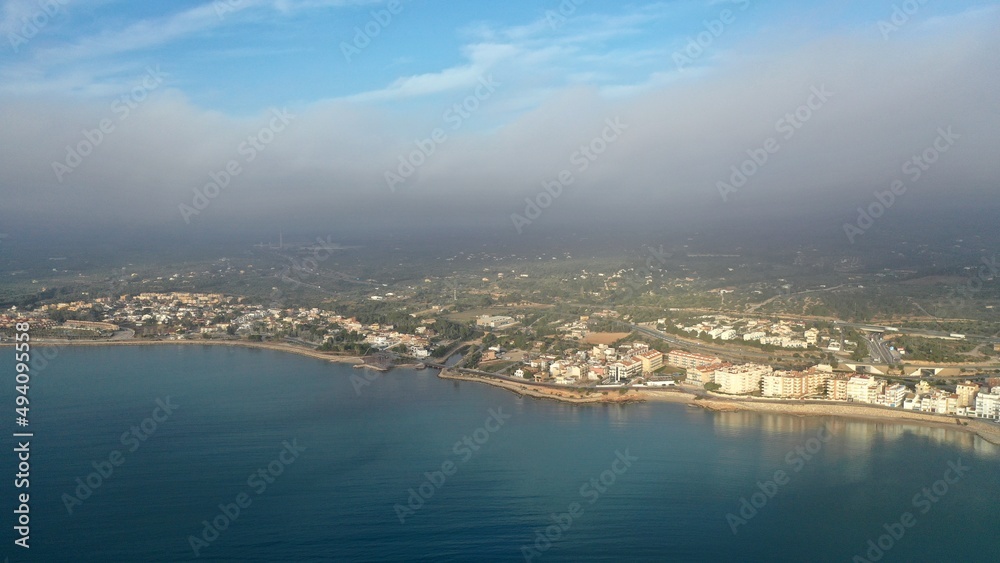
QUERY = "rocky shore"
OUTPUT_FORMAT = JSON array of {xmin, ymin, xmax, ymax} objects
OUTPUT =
[{"xmin": 438, "ymin": 370, "xmax": 644, "ymax": 404}]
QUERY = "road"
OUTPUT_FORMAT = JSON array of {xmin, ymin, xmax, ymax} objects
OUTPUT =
[
  {"xmin": 746, "ymin": 284, "xmax": 846, "ymax": 313},
  {"xmin": 863, "ymin": 335, "xmax": 896, "ymax": 365},
  {"xmin": 834, "ymin": 321, "xmax": 999, "ymax": 344},
  {"xmin": 627, "ymin": 323, "xmax": 773, "ymax": 363}
]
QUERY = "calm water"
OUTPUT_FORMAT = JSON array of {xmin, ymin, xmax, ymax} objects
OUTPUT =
[{"xmin": 5, "ymin": 345, "xmax": 999, "ymax": 562}]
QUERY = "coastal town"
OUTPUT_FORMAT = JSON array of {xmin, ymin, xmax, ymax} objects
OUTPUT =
[{"xmin": 3, "ymin": 290, "xmax": 1000, "ymax": 436}]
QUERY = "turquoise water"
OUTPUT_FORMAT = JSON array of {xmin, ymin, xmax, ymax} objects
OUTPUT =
[{"xmin": 5, "ymin": 345, "xmax": 999, "ymax": 562}]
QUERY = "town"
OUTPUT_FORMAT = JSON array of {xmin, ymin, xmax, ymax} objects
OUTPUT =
[{"xmin": 3, "ymin": 290, "xmax": 999, "ymax": 425}]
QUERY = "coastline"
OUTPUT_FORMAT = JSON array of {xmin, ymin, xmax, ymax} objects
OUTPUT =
[
  {"xmin": 690, "ymin": 396, "xmax": 1000, "ymax": 446},
  {"xmin": 6, "ymin": 337, "xmax": 366, "ymax": 365},
  {"xmin": 13, "ymin": 338, "xmax": 1000, "ymax": 446},
  {"xmin": 438, "ymin": 370, "xmax": 644, "ymax": 404},
  {"xmin": 441, "ymin": 371, "xmax": 1000, "ymax": 446}
]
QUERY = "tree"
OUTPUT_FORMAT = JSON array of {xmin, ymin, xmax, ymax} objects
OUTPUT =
[{"xmin": 705, "ymin": 382, "xmax": 721, "ymax": 392}]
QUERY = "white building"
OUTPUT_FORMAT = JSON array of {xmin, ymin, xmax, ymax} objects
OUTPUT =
[
  {"xmin": 881, "ymin": 384, "xmax": 908, "ymax": 408},
  {"xmin": 718, "ymin": 329, "xmax": 738, "ymax": 341},
  {"xmin": 607, "ymin": 358, "xmax": 643, "ymax": 383},
  {"xmin": 923, "ymin": 393, "xmax": 958, "ymax": 415},
  {"xmin": 714, "ymin": 363, "xmax": 772, "ymax": 395},
  {"xmin": 667, "ymin": 350, "xmax": 720, "ymax": 370},
  {"xmin": 761, "ymin": 369, "xmax": 830, "ymax": 399},
  {"xmin": 975, "ymin": 392, "xmax": 1000, "ymax": 420},
  {"xmin": 846, "ymin": 376, "xmax": 884, "ymax": 404},
  {"xmin": 804, "ymin": 328, "xmax": 819, "ymax": 345},
  {"xmin": 475, "ymin": 315, "xmax": 517, "ymax": 329},
  {"xmin": 686, "ymin": 362, "xmax": 729, "ymax": 385}
]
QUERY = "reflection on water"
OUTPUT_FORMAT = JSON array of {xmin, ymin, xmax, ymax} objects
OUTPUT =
[
  {"xmin": 711, "ymin": 410, "xmax": 1000, "ymax": 458},
  {"xmin": 701, "ymin": 409, "xmax": 1000, "ymax": 502}
]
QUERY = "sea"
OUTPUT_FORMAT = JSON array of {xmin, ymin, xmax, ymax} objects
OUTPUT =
[{"xmin": 4, "ymin": 345, "xmax": 999, "ymax": 562}]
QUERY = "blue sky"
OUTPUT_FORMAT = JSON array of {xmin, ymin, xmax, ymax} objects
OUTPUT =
[
  {"xmin": 3, "ymin": 0, "xmax": 994, "ymax": 116},
  {"xmin": 1, "ymin": 0, "xmax": 999, "ymax": 233}
]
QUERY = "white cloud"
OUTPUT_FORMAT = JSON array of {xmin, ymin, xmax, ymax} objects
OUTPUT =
[{"xmin": 344, "ymin": 43, "xmax": 518, "ymax": 102}]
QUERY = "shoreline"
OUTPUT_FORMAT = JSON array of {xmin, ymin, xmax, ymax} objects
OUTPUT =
[
  {"xmin": 12, "ymin": 338, "xmax": 1000, "ymax": 445},
  {"xmin": 438, "ymin": 370, "xmax": 644, "ymax": 404},
  {"xmin": 441, "ymin": 372, "xmax": 1000, "ymax": 446},
  {"xmin": 6, "ymin": 337, "xmax": 366, "ymax": 365},
  {"xmin": 690, "ymin": 396, "xmax": 1000, "ymax": 446}
]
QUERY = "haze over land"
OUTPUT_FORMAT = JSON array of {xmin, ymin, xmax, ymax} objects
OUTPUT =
[{"xmin": 1, "ymin": 0, "xmax": 998, "ymax": 246}]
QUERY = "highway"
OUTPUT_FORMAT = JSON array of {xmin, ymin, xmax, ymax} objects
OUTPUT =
[
  {"xmin": 626, "ymin": 323, "xmax": 773, "ymax": 362},
  {"xmin": 834, "ymin": 321, "xmax": 999, "ymax": 344},
  {"xmin": 863, "ymin": 334, "xmax": 896, "ymax": 365}
]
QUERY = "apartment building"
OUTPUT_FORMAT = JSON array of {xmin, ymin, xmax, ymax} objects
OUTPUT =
[
  {"xmin": 827, "ymin": 375, "xmax": 849, "ymax": 401},
  {"xmin": 714, "ymin": 363, "xmax": 772, "ymax": 395},
  {"xmin": 881, "ymin": 384, "xmax": 908, "ymax": 408},
  {"xmin": 637, "ymin": 350, "xmax": 664, "ymax": 374},
  {"xmin": 975, "ymin": 392, "xmax": 1000, "ymax": 420},
  {"xmin": 956, "ymin": 382, "xmax": 980, "ymax": 408},
  {"xmin": 846, "ymin": 375, "xmax": 884, "ymax": 404},
  {"xmin": 922, "ymin": 393, "xmax": 958, "ymax": 415},
  {"xmin": 667, "ymin": 350, "xmax": 721, "ymax": 370},
  {"xmin": 761, "ymin": 369, "xmax": 830, "ymax": 399},
  {"xmin": 686, "ymin": 362, "xmax": 730, "ymax": 385},
  {"xmin": 607, "ymin": 358, "xmax": 643, "ymax": 382}
]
